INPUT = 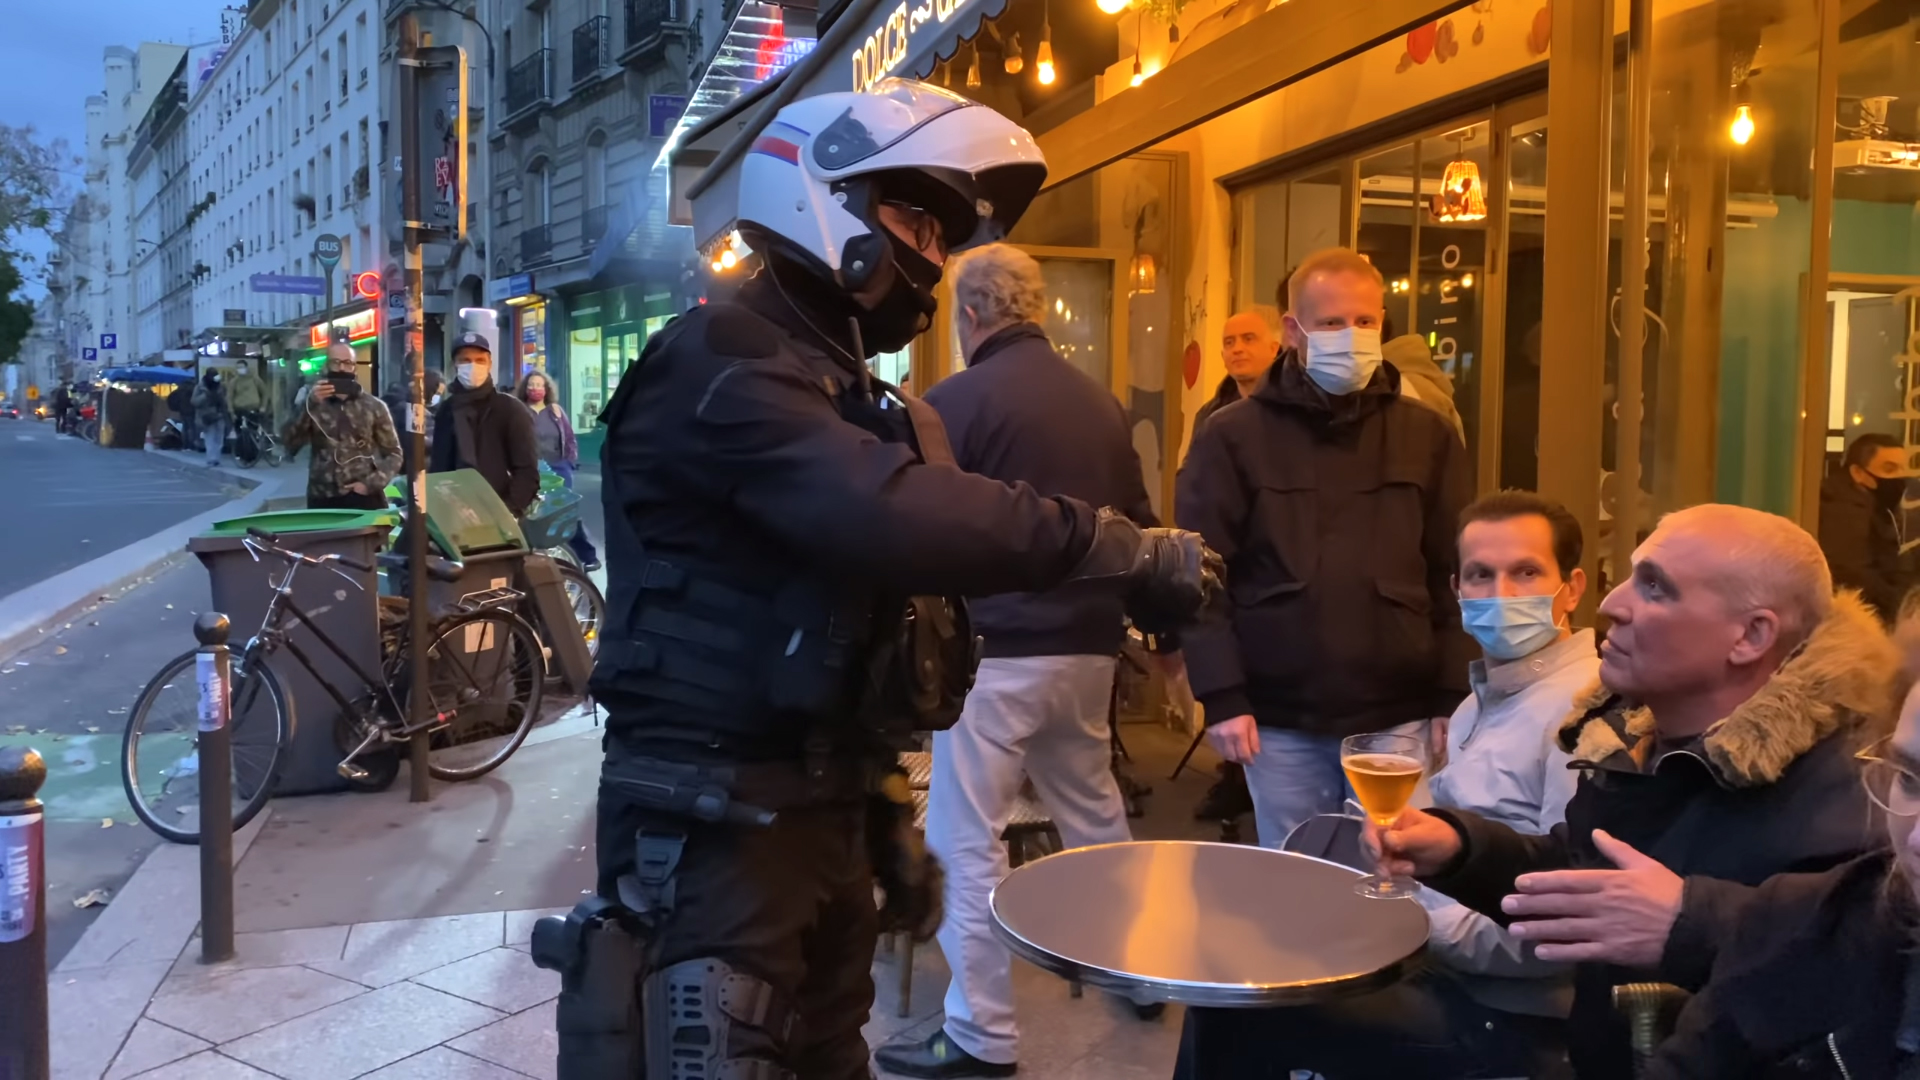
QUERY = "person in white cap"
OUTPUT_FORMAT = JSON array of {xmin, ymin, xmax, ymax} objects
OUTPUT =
[{"xmin": 427, "ymin": 324, "xmax": 539, "ymax": 515}]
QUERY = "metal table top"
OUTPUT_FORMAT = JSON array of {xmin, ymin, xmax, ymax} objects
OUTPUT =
[{"xmin": 989, "ymin": 841, "xmax": 1430, "ymax": 1008}]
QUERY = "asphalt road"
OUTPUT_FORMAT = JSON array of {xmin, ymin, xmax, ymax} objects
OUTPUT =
[
  {"xmin": 0, "ymin": 556, "xmax": 211, "ymax": 966},
  {"xmin": 0, "ymin": 420, "xmax": 238, "ymax": 600}
]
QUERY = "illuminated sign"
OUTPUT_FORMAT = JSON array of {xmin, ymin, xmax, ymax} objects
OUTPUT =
[
  {"xmin": 849, "ymin": 0, "xmax": 979, "ymax": 93},
  {"xmin": 353, "ymin": 271, "xmax": 383, "ymax": 299},
  {"xmin": 308, "ymin": 308, "xmax": 381, "ymax": 349}
]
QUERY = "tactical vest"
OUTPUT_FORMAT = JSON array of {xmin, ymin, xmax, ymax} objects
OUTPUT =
[{"xmin": 589, "ymin": 306, "xmax": 978, "ymax": 752}]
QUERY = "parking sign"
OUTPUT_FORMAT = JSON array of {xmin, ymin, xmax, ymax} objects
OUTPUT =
[
  {"xmin": 82, "ymin": 348, "xmax": 97, "ymax": 361},
  {"xmin": 100, "ymin": 333, "xmax": 118, "ymax": 350}
]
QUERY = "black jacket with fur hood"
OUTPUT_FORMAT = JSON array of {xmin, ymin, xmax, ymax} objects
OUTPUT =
[{"xmin": 1421, "ymin": 591, "xmax": 1901, "ymax": 1079}]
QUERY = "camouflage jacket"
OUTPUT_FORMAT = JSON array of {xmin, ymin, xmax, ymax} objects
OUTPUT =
[{"xmin": 281, "ymin": 392, "xmax": 404, "ymax": 499}]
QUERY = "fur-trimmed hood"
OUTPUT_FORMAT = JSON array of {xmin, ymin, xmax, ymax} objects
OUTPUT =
[{"xmin": 1556, "ymin": 590, "xmax": 1902, "ymax": 788}]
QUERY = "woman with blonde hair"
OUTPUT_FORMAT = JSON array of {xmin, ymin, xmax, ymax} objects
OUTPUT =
[{"xmin": 516, "ymin": 371, "xmax": 600, "ymax": 569}]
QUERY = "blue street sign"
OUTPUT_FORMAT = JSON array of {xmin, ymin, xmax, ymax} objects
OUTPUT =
[
  {"xmin": 648, "ymin": 95, "xmax": 689, "ymax": 139},
  {"xmin": 100, "ymin": 333, "xmax": 117, "ymax": 350},
  {"xmin": 82, "ymin": 348, "xmax": 97, "ymax": 361},
  {"xmin": 249, "ymin": 273, "xmax": 328, "ymax": 296}
]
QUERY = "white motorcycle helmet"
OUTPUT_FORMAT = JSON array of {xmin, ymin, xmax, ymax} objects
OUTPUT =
[{"xmin": 734, "ymin": 78, "xmax": 1048, "ymax": 292}]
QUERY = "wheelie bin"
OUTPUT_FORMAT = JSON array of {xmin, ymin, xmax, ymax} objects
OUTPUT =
[{"xmin": 189, "ymin": 508, "xmax": 396, "ymax": 795}]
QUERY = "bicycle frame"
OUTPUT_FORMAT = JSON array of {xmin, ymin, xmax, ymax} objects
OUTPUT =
[{"xmin": 244, "ymin": 556, "xmax": 401, "ymax": 729}]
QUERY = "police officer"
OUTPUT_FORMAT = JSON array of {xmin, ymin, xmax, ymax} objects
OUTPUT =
[{"xmin": 550, "ymin": 79, "xmax": 1220, "ymax": 1080}]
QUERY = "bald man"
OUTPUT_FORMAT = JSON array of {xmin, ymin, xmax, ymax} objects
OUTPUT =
[
  {"xmin": 1192, "ymin": 306, "xmax": 1282, "ymax": 432},
  {"xmin": 1374, "ymin": 504, "xmax": 1899, "ymax": 1079}
]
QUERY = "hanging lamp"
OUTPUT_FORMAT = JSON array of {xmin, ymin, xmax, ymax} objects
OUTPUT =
[
  {"xmin": 1036, "ymin": 0, "xmax": 1056, "ymax": 85},
  {"xmin": 966, "ymin": 41, "xmax": 982, "ymax": 88},
  {"xmin": 1429, "ymin": 132, "xmax": 1488, "ymax": 223},
  {"xmin": 1004, "ymin": 31, "xmax": 1024, "ymax": 73}
]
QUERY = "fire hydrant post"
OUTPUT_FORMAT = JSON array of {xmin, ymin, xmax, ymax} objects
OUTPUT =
[
  {"xmin": 0, "ymin": 745, "xmax": 49, "ymax": 1080},
  {"xmin": 195, "ymin": 612, "xmax": 236, "ymax": 964}
]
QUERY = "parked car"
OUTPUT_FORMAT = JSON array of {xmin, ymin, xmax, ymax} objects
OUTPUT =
[{"xmin": 0, "ymin": 404, "xmax": 20, "ymax": 419}]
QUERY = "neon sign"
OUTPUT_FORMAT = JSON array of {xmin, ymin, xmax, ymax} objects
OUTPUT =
[{"xmin": 308, "ymin": 308, "xmax": 381, "ymax": 349}]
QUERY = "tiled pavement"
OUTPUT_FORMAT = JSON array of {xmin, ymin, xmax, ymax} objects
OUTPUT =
[{"xmin": 49, "ymin": 719, "xmax": 1224, "ymax": 1079}]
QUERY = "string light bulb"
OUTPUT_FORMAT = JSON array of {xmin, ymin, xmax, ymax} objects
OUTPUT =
[
  {"xmin": 1730, "ymin": 103, "xmax": 1755, "ymax": 145},
  {"xmin": 1004, "ymin": 31, "xmax": 1024, "ymax": 73},
  {"xmin": 1036, "ymin": 4, "xmax": 1056, "ymax": 85},
  {"xmin": 1130, "ymin": 56, "xmax": 1143, "ymax": 87},
  {"xmin": 1729, "ymin": 74, "xmax": 1756, "ymax": 145},
  {"xmin": 1097, "ymin": 0, "xmax": 1129, "ymax": 13},
  {"xmin": 966, "ymin": 43, "xmax": 982, "ymax": 88}
]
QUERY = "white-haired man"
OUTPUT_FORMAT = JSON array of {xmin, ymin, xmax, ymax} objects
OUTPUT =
[
  {"xmin": 874, "ymin": 244, "xmax": 1160, "ymax": 1079},
  {"xmin": 1377, "ymin": 503, "xmax": 1899, "ymax": 1078}
]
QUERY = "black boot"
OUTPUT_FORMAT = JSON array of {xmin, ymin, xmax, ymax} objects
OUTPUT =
[{"xmin": 873, "ymin": 1030, "xmax": 1017, "ymax": 1078}]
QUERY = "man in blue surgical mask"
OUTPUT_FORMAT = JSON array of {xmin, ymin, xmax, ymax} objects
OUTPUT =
[
  {"xmin": 1175, "ymin": 246, "xmax": 1476, "ymax": 852},
  {"xmin": 1175, "ymin": 490, "xmax": 1598, "ymax": 1079}
]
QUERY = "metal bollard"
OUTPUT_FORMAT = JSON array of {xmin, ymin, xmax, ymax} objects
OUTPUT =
[
  {"xmin": 194, "ymin": 613, "xmax": 236, "ymax": 964},
  {"xmin": 0, "ymin": 745, "xmax": 50, "ymax": 1080}
]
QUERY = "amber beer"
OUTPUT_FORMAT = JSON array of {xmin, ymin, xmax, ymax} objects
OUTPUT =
[{"xmin": 1343, "ymin": 752, "xmax": 1424, "ymax": 827}]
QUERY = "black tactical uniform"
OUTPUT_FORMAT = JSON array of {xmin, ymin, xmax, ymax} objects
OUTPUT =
[{"xmin": 588, "ymin": 264, "xmax": 1106, "ymax": 1078}]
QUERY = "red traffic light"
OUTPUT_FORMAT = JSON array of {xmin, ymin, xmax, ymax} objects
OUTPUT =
[{"xmin": 353, "ymin": 271, "xmax": 382, "ymax": 299}]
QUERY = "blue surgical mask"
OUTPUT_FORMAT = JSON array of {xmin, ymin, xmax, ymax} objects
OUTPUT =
[{"xmin": 1459, "ymin": 587, "xmax": 1566, "ymax": 661}]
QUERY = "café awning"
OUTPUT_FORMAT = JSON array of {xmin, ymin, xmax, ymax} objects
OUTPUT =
[{"xmin": 669, "ymin": 0, "xmax": 1012, "ymax": 251}]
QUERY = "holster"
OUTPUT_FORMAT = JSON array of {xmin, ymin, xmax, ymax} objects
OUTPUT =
[{"xmin": 530, "ymin": 897, "xmax": 646, "ymax": 1080}]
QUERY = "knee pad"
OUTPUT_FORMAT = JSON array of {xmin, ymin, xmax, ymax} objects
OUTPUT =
[{"xmin": 645, "ymin": 957, "xmax": 796, "ymax": 1080}]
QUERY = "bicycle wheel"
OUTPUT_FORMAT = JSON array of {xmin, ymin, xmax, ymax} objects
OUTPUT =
[
  {"xmin": 122, "ymin": 648, "xmax": 290, "ymax": 844},
  {"xmin": 555, "ymin": 561, "xmax": 605, "ymax": 660},
  {"xmin": 416, "ymin": 609, "xmax": 544, "ymax": 781}
]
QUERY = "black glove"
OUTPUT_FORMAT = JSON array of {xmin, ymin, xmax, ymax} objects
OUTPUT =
[
  {"xmin": 1067, "ymin": 509, "xmax": 1224, "ymax": 637},
  {"xmin": 867, "ymin": 771, "xmax": 945, "ymax": 943}
]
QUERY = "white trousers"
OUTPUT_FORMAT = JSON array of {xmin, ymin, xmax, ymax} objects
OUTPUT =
[{"xmin": 925, "ymin": 654, "xmax": 1132, "ymax": 1065}]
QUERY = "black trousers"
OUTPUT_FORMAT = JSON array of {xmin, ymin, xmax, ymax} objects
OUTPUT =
[
  {"xmin": 596, "ymin": 783, "xmax": 877, "ymax": 1080},
  {"xmin": 1173, "ymin": 968, "xmax": 1568, "ymax": 1080}
]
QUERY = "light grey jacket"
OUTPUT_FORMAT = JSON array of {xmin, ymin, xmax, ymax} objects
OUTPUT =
[{"xmin": 1419, "ymin": 628, "xmax": 1600, "ymax": 1018}]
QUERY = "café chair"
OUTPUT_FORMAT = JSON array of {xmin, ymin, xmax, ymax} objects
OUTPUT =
[{"xmin": 1280, "ymin": 813, "xmax": 1372, "ymax": 871}]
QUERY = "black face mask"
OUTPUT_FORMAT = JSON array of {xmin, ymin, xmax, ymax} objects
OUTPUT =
[
  {"xmin": 1873, "ymin": 475, "xmax": 1905, "ymax": 513},
  {"xmin": 325, "ymin": 372, "xmax": 361, "ymax": 400},
  {"xmin": 855, "ymin": 229, "xmax": 942, "ymax": 355}
]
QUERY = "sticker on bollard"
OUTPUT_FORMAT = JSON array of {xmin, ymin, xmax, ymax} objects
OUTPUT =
[
  {"xmin": 197, "ymin": 652, "xmax": 229, "ymax": 732},
  {"xmin": 0, "ymin": 812, "xmax": 39, "ymax": 943}
]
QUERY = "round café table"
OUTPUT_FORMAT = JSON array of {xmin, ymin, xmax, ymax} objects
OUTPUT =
[{"xmin": 989, "ymin": 840, "xmax": 1430, "ymax": 1008}]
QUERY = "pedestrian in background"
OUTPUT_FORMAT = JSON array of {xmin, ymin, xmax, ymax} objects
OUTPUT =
[
  {"xmin": 516, "ymin": 371, "xmax": 600, "ymax": 569},
  {"xmin": 282, "ymin": 342, "xmax": 403, "ymax": 511},
  {"xmin": 226, "ymin": 358, "xmax": 268, "ymax": 429},
  {"xmin": 1194, "ymin": 304, "xmax": 1282, "ymax": 431},
  {"xmin": 875, "ymin": 244, "xmax": 1163, "ymax": 1080},
  {"xmin": 192, "ymin": 367, "xmax": 231, "ymax": 467},
  {"xmin": 431, "ymin": 330, "xmax": 539, "ymax": 516},
  {"xmin": 1820, "ymin": 431, "xmax": 1911, "ymax": 621},
  {"xmin": 1177, "ymin": 247, "xmax": 1475, "ymax": 848}
]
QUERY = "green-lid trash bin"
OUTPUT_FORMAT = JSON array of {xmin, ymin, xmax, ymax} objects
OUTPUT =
[{"xmin": 188, "ymin": 513, "xmax": 395, "ymax": 796}]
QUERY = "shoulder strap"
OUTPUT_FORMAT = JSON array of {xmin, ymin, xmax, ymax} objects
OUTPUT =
[{"xmin": 897, "ymin": 391, "xmax": 956, "ymax": 468}]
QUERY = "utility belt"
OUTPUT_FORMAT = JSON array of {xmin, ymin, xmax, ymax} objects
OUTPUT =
[{"xmin": 592, "ymin": 554, "xmax": 979, "ymax": 744}]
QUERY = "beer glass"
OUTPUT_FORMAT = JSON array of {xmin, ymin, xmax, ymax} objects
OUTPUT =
[{"xmin": 1340, "ymin": 731, "xmax": 1427, "ymax": 899}]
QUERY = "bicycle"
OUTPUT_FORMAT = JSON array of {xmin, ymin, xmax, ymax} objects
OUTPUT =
[
  {"xmin": 121, "ymin": 527, "xmax": 547, "ymax": 843},
  {"xmin": 232, "ymin": 411, "xmax": 284, "ymax": 468}
]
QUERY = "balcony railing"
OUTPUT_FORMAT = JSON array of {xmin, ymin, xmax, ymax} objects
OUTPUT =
[
  {"xmin": 506, "ymin": 50, "xmax": 553, "ymax": 118},
  {"xmin": 582, "ymin": 204, "xmax": 609, "ymax": 250},
  {"xmin": 520, "ymin": 224, "xmax": 553, "ymax": 266},
  {"xmin": 572, "ymin": 16, "xmax": 611, "ymax": 85},
  {"xmin": 624, "ymin": 0, "xmax": 682, "ymax": 55}
]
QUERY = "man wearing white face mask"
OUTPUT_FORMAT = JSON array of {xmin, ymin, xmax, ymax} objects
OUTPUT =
[
  {"xmin": 428, "ymin": 330, "xmax": 540, "ymax": 516},
  {"xmin": 1175, "ymin": 247, "xmax": 1476, "ymax": 850},
  {"xmin": 1174, "ymin": 490, "xmax": 1596, "ymax": 1078}
]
